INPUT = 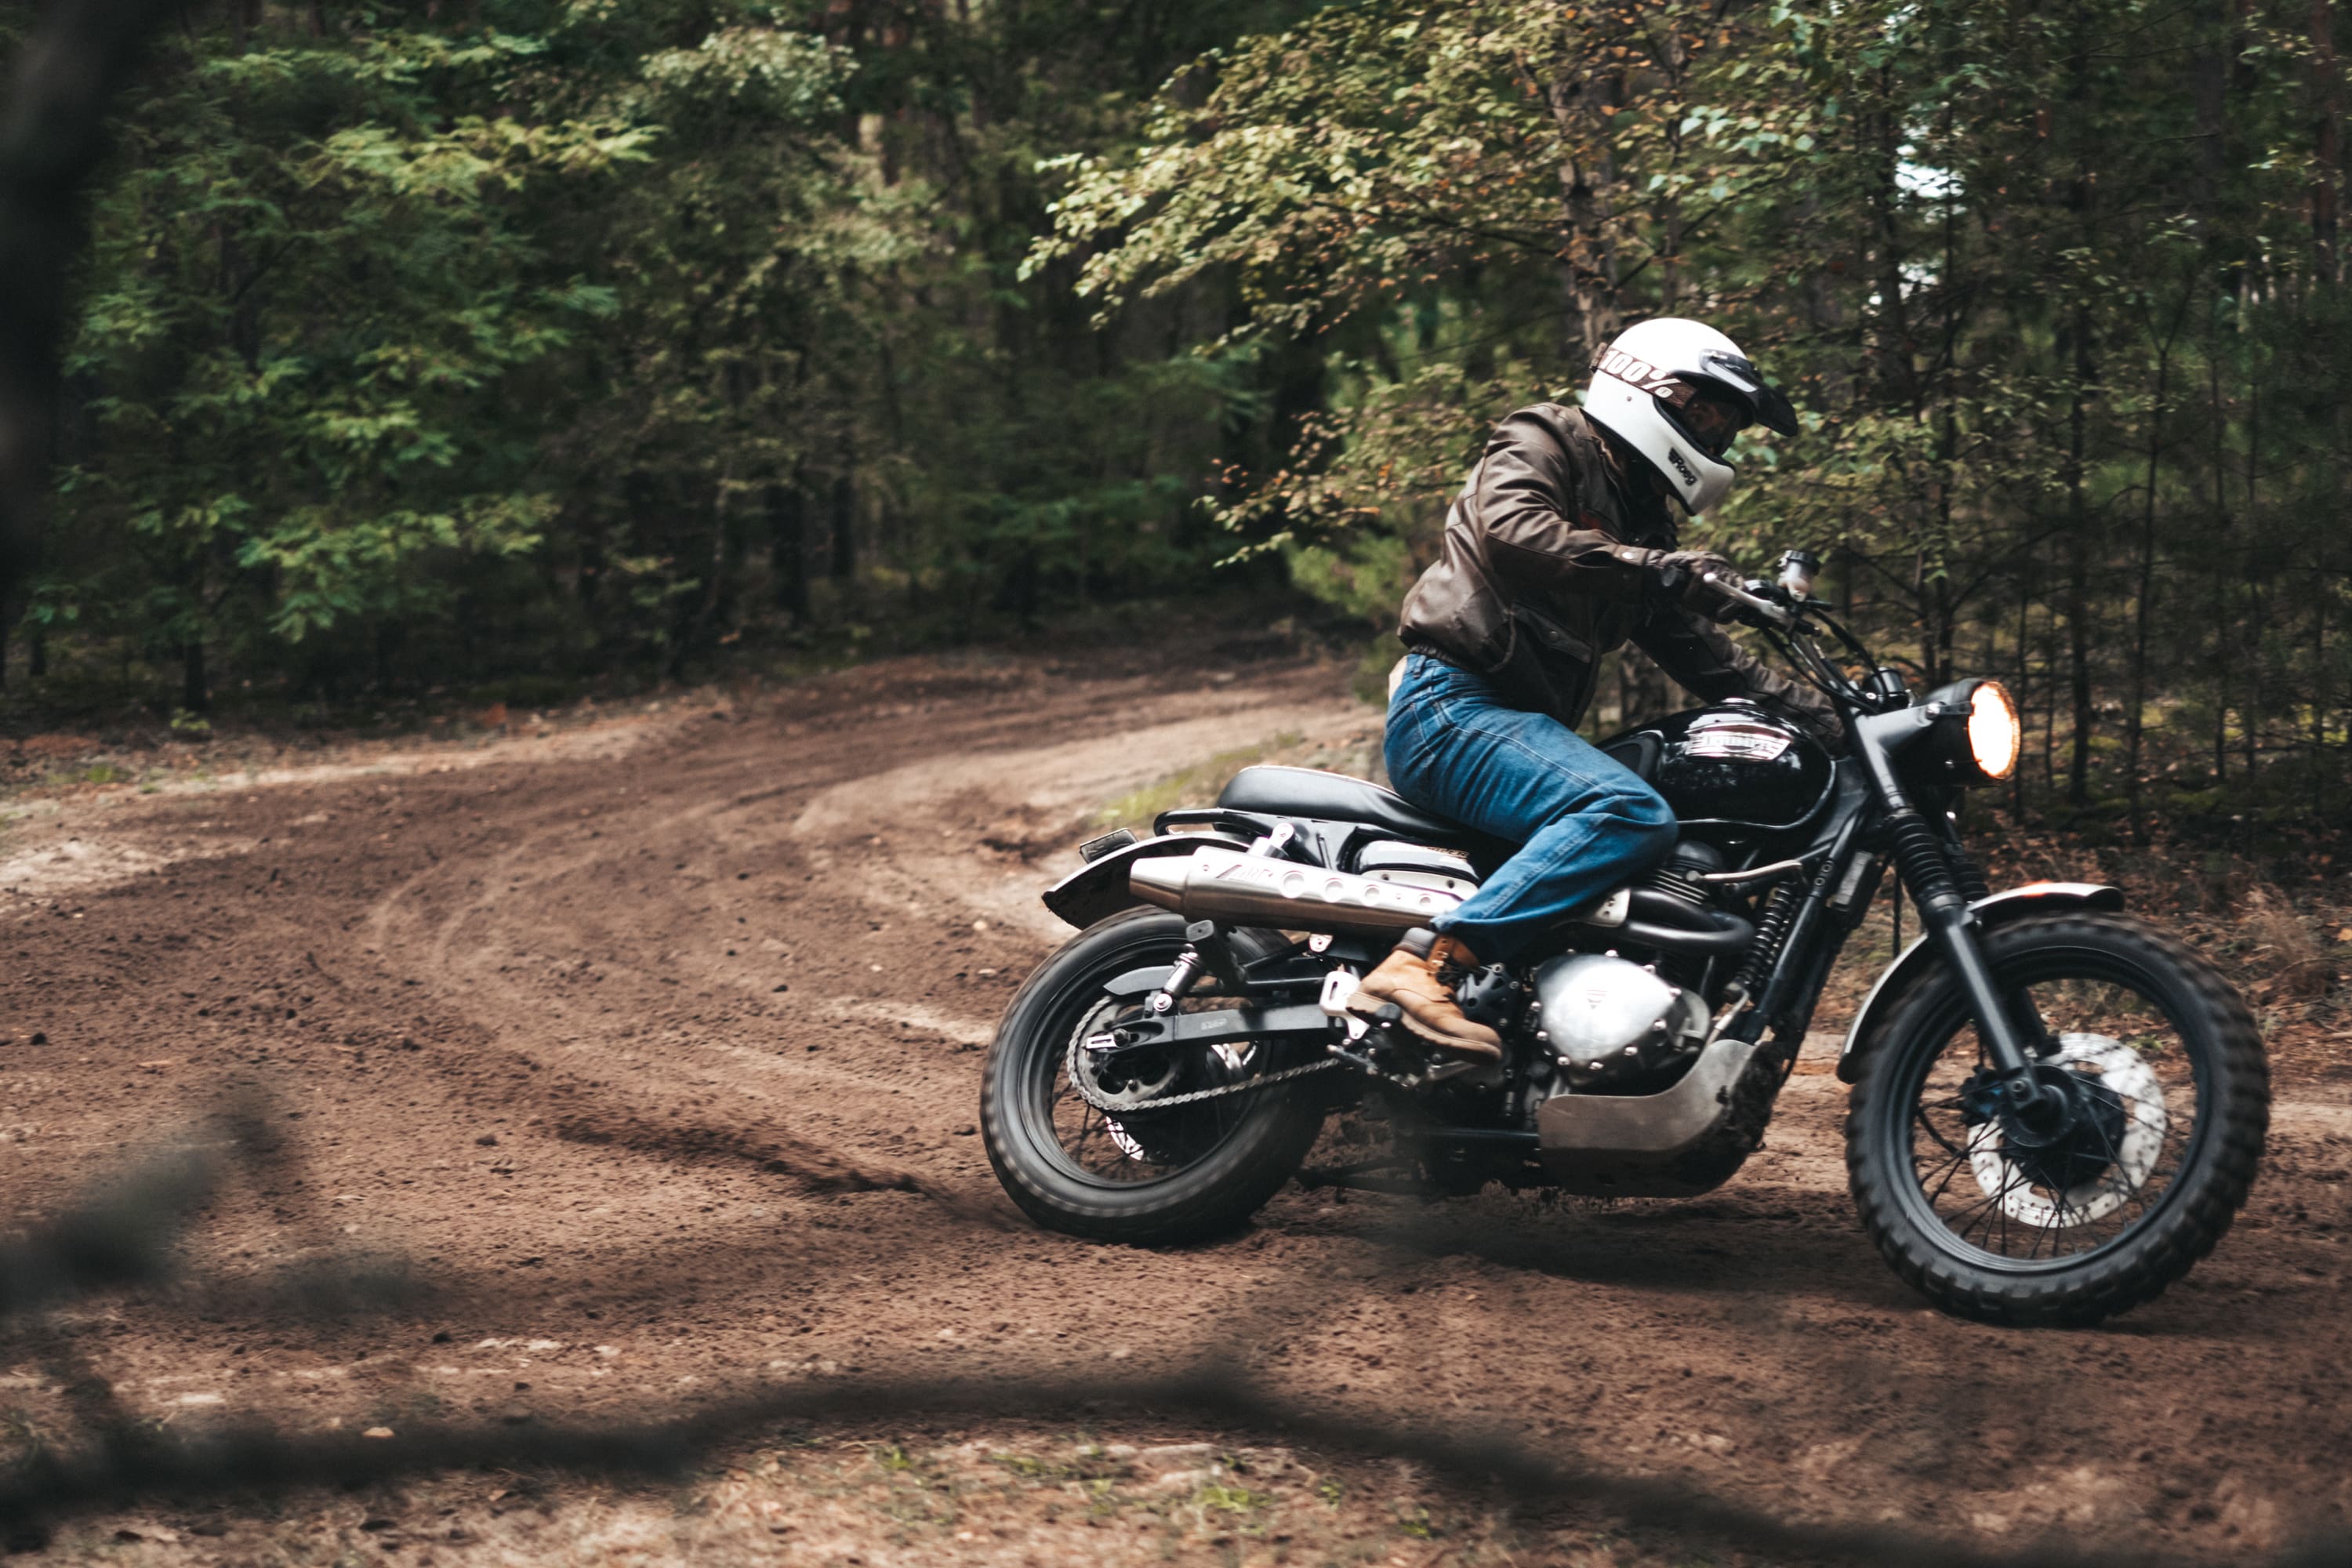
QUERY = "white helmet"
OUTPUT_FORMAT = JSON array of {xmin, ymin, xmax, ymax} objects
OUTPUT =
[{"xmin": 1581, "ymin": 318, "xmax": 1798, "ymax": 515}]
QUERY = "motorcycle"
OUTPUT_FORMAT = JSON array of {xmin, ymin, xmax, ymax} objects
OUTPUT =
[{"xmin": 979, "ymin": 550, "xmax": 2269, "ymax": 1325}]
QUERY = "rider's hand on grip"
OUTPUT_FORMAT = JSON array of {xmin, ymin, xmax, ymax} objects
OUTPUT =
[{"xmin": 1653, "ymin": 549, "xmax": 1745, "ymax": 623}]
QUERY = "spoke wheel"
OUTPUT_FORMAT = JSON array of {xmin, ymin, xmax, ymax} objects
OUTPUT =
[
  {"xmin": 981, "ymin": 909, "xmax": 1327, "ymax": 1243},
  {"xmin": 1047, "ymin": 989, "xmax": 1265, "ymax": 1185},
  {"xmin": 1848, "ymin": 913, "xmax": 2267, "ymax": 1326}
]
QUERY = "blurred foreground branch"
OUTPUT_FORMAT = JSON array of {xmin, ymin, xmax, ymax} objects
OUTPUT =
[
  {"xmin": 2, "ymin": 1365, "xmax": 2344, "ymax": 1568},
  {"xmin": 2, "ymin": 1112, "xmax": 2346, "ymax": 1568}
]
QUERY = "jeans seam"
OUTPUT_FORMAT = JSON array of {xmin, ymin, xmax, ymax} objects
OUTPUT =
[{"xmin": 1388, "ymin": 693, "xmax": 1447, "ymax": 782}]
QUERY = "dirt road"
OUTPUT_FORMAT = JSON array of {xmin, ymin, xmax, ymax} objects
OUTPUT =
[{"xmin": 3, "ymin": 646, "xmax": 2349, "ymax": 1563}]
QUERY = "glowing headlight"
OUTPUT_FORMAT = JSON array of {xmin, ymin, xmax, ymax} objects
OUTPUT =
[{"xmin": 1967, "ymin": 681, "xmax": 2020, "ymax": 782}]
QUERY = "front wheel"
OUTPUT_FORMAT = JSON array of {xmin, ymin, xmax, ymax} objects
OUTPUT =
[
  {"xmin": 981, "ymin": 909, "xmax": 1327, "ymax": 1244},
  {"xmin": 1847, "ymin": 913, "xmax": 2268, "ymax": 1327}
]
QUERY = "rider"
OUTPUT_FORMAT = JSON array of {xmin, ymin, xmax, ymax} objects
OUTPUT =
[{"xmin": 1346, "ymin": 318, "xmax": 1835, "ymax": 1059}]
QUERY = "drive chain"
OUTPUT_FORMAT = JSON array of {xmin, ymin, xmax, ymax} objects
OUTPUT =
[{"xmin": 1062, "ymin": 1037, "xmax": 1343, "ymax": 1113}]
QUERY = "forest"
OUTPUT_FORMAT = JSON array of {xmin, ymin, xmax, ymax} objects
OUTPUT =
[{"xmin": 2, "ymin": 0, "xmax": 2347, "ymax": 842}]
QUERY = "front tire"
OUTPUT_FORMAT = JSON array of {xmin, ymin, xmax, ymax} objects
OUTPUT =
[
  {"xmin": 981, "ymin": 909, "xmax": 1326, "ymax": 1244},
  {"xmin": 1846, "ymin": 913, "xmax": 2267, "ymax": 1327}
]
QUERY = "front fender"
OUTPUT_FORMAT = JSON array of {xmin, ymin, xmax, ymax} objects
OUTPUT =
[
  {"xmin": 1835, "ymin": 882, "xmax": 2125, "ymax": 1083},
  {"xmin": 1039, "ymin": 830, "xmax": 1254, "ymax": 931}
]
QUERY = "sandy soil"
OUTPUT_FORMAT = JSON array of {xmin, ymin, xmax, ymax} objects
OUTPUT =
[{"xmin": 2, "ymin": 643, "xmax": 2348, "ymax": 1566}]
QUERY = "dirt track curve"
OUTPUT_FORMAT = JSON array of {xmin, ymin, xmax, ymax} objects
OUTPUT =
[{"xmin": 4, "ymin": 646, "xmax": 2350, "ymax": 1561}]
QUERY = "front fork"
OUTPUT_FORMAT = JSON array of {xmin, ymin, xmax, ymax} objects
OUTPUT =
[
  {"xmin": 1878, "ymin": 809, "xmax": 2063, "ymax": 1120},
  {"xmin": 1849, "ymin": 717, "xmax": 2062, "ymax": 1122}
]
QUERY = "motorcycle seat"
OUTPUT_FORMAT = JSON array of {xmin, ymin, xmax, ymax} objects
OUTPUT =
[
  {"xmin": 1218, "ymin": 742, "xmax": 1664, "ymax": 864},
  {"xmin": 1218, "ymin": 765, "xmax": 1483, "ymax": 848}
]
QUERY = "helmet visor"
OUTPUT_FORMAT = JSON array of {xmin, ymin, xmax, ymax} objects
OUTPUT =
[{"xmin": 1693, "ymin": 349, "xmax": 1800, "ymax": 437}]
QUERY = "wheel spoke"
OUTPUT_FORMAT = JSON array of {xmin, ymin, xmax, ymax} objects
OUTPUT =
[
  {"xmin": 2082, "ymin": 1102, "xmax": 2159, "ymax": 1226},
  {"xmin": 1914, "ymin": 1102, "xmax": 1969, "ymax": 1161},
  {"xmin": 1923, "ymin": 1149, "xmax": 1971, "ymax": 1206},
  {"xmin": 1033, "ymin": 956, "xmax": 1298, "ymax": 1188},
  {"xmin": 1947, "ymin": 1166, "xmax": 2021, "ymax": 1243}
]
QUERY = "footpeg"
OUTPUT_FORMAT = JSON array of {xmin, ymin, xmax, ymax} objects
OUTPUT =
[{"xmin": 1317, "ymin": 968, "xmax": 1359, "ymax": 1017}]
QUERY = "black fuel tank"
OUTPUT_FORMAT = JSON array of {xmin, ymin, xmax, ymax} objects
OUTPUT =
[{"xmin": 1602, "ymin": 701, "xmax": 1833, "ymax": 831}]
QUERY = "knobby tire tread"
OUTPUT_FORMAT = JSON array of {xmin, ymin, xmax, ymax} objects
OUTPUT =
[
  {"xmin": 980, "ymin": 909, "xmax": 1324, "ymax": 1245},
  {"xmin": 1845, "ymin": 914, "xmax": 2268, "ymax": 1327}
]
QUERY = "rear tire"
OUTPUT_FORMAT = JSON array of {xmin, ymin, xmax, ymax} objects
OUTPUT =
[
  {"xmin": 1846, "ymin": 913, "xmax": 2267, "ymax": 1327},
  {"xmin": 980, "ymin": 909, "xmax": 1326, "ymax": 1244}
]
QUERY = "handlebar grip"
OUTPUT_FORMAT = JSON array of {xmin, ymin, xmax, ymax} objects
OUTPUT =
[{"xmin": 1699, "ymin": 572, "xmax": 1796, "ymax": 630}]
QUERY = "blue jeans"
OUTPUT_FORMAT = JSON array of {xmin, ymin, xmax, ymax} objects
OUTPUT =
[{"xmin": 1385, "ymin": 652, "xmax": 1676, "ymax": 964}]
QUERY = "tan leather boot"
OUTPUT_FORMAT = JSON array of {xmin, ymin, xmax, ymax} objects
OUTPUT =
[{"xmin": 1345, "ymin": 927, "xmax": 1503, "ymax": 1061}]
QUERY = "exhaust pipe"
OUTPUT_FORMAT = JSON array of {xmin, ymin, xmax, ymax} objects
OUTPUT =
[{"xmin": 1129, "ymin": 845, "xmax": 1465, "ymax": 935}]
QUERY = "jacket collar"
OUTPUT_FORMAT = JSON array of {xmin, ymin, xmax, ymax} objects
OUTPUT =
[{"xmin": 1569, "ymin": 406, "xmax": 1679, "ymax": 548}]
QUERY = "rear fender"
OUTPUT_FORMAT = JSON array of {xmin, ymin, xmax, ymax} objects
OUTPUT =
[
  {"xmin": 1040, "ymin": 831, "xmax": 1254, "ymax": 931},
  {"xmin": 1835, "ymin": 882, "xmax": 2125, "ymax": 1083}
]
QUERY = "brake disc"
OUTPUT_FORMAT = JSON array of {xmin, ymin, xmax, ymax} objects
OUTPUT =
[{"xmin": 1965, "ymin": 1032, "xmax": 2170, "ymax": 1226}]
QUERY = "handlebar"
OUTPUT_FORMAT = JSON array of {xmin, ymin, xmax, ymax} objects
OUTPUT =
[
  {"xmin": 1699, "ymin": 572, "xmax": 1797, "ymax": 630},
  {"xmin": 1710, "ymin": 553, "xmax": 1886, "ymax": 711}
]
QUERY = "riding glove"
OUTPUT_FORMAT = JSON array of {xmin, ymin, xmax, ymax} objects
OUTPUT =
[{"xmin": 1650, "ymin": 549, "xmax": 1745, "ymax": 623}]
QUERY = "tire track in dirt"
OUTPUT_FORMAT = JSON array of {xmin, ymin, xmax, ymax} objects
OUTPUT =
[{"xmin": 2, "ymin": 645, "xmax": 2349, "ymax": 1559}]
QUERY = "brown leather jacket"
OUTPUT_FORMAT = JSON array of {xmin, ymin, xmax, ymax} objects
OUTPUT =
[{"xmin": 1397, "ymin": 402, "xmax": 1832, "ymax": 734}]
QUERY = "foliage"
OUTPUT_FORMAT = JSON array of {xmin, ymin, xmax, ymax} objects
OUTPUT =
[
  {"xmin": 9, "ymin": 0, "xmax": 1329, "ymax": 702},
  {"xmin": 1043, "ymin": 0, "xmax": 2352, "ymax": 833},
  {"xmin": 11, "ymin": 0, "xmax": 2352, "ymax": 841}
]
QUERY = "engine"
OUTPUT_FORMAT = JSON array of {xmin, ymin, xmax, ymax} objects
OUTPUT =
[
  {"xmin": 1532, "ymin": 842, "xmax": 1730, "ymax": 1090},
  {"xmin": 1530, "ymin": 953, "xmax": 1709, "ymax": 1087}
]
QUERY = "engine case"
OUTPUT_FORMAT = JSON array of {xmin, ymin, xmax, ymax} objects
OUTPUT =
[{"xmin": 1530, "ymin": 952, "xmax": 1708, "ymax": 1086}]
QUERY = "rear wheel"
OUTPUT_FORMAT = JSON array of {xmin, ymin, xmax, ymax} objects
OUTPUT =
[
  {"xmin": 1847, "ymin": 913, "xmax": 2267, "ymax": 1326},
  {"xmin": 980, "ymin": 909, "xmax": 1327, "ymax": 1243}
]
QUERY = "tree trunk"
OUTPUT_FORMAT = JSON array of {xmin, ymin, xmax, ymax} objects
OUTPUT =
[
  {"xmin": 829, "ymin": 445, "xmax": 857, "ymax": 584},
  {"xmin": 2013, "ymin": 546, "xmax": 2031, "ymax": 821},
  {"xmin": 2127, "ymin": 327, "xmax": 2173, "ymax": 843},
  {"xmin": 703, "ymin": 470, "xmax": 734, "ymax": 626},
  {"xmin": 2059, "ymin": 0, "xmax": 2100, "ymax": 809},
  {"xmin": 1867, "ymin": 89, "xmax": 1916, "ymax": 412},
  {"xmin": 2209, "ymin": 336, "xmax": 2230, "ymax": 784},
  {"xmin": 2246, "ymin": 576, "xmax": 2263, "ymax": 782},
  {"xmin": 1542, "ymin": 64, "xmax": 1621, "ymax": 361},
  {"xmin": 768, "ymin": 473, "xmax": 811, "ymax": 620},
  {"xmin": 373, "ymin": 619, "xmax": 403, "ymax": 690},
  {"xmin": 2314, "ymin": 568, "xmax": 2330, "ymax": 818},
  {"xmin": 2243, "ymin": 341, "xmax": 2261, "ymax": 782},
  {"xmin": 2064, "ymin": 306, "xmax": 2096, "ymax": 808},
  {"xmin": 2314, "ymin": 0, "xmax": 2342, "ymax": 284},
  {"xmin": 2190, "ymin": 0, "xmax": 2232, "ymax": 232},
  {"xmin": 181, "ymin": 638, "xmax": 206, "ymax": 713},
  {"xmin": 2042, "ymin": 594, "xmax": 2060, "ymax": 793}
]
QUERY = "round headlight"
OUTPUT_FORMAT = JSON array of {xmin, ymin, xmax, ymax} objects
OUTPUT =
[{"xmin": 1967, "ymin": 681, "xmax": 2020, "ymax": 782}]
